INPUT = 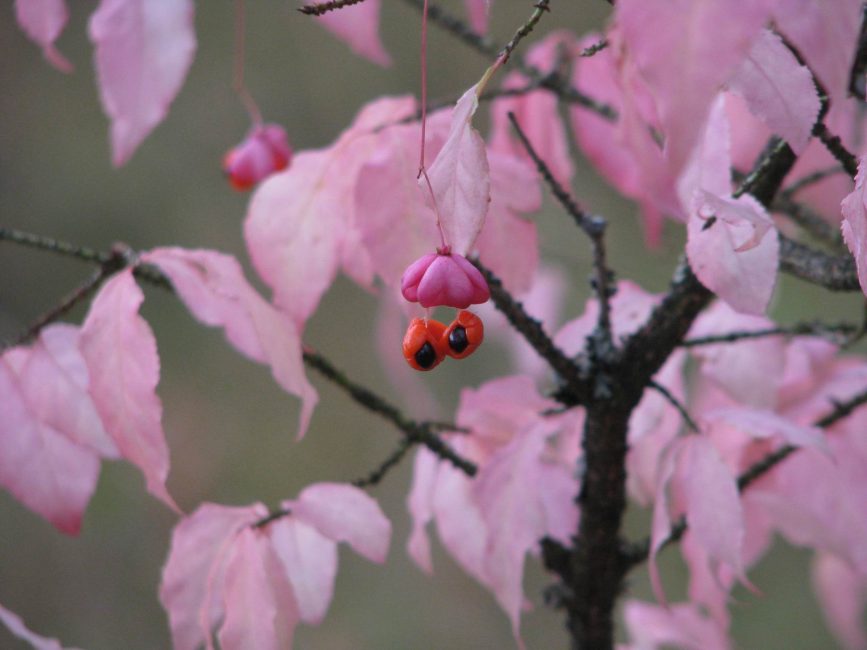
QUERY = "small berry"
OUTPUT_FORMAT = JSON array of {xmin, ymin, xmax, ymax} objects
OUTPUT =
[
  {"xmin": 442, "ymin": 310, "xmax": 484, "ymax": 359},
  {"xmin": 402, "ymin": 317, "xmax": 448, "ymax": 371}
]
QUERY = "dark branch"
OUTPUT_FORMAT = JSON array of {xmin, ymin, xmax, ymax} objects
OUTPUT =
[
  {"xmin": 681, "ymin": 321, "xmax": 858, "ymax": 347},
  {"xmin": 779, "ymin": 236, "xmax": 860, "ymax": 291},
  {"xmin": 473, "ymin": 261, "xmax": 590, "ymax": 405},
  {"xmin": 497, "ymin": 0, "xmax": 551, "ymax": 65},
  {"xmin": 297, "ymin": 0, "xmax": 366, "ymax": 16},
  {"xmin": 648, "ymin": 380, "xmax": 699, "ymax": 433},
  {"xmin": 352, "ymin": 437, "xmax": 414, "ymax": 488},
  {"xmin": 813, "ymin": 122, "xmax": 859, "ymax": 178}
]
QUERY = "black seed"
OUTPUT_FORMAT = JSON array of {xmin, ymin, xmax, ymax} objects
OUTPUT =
[
  {"xmin": 414, "ymin": 342, "xmax": 437, "ymax": 368},
  {"xmin": 449, "ymin": 326, "xmax": 469, "ymax": 353}
]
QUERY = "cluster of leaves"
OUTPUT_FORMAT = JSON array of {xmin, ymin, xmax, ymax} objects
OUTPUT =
[{"xmin": 4, "ymin": 0, "xmax": 867, "ymax": 649}]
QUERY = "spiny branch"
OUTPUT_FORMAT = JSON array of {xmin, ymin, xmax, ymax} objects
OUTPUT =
[{"xmin": 473, "ymin": 261, "xmax": 590, "ymax": 405}]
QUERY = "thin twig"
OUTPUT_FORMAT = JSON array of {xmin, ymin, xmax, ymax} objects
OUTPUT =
[
  {"xmin": 0, "ymin": 226, "xmax": 111, "ymax": 265},
  {"xmin": 473, "ymin": 260, "xmax": 589, "ymax": 404},
  {"xmin": 298, "ymin": 0, "xmax": 366, "ymax": 16},
  {"xmin": 773, "ymin": 195, "xmax": 841, "ymax": 245},
  {"xmin": 648, "ymin": 380, "xmax": 699, "ymax": 433},
  {"xmin": 497, "ymin": 0, "xmax": 551, "ymax": 65},
  {"xmin": 813, "ymin": 122, "xmax": 859, "ymax": 178},
  {"xmin": 506, "ymin": 112, "xmax": 614, "ymax": 345},
  {"xmin": 681, "ymin": 321, "xmax": 858, "ymax": 347},
  {"xmin": 352, "ymin": 437, "xmax": 415, "ymax": 488},
  {"xmin": 302, "ymin": 350, "xmax": 476, "ymax": 475},
  {"xmin": 780, "ymin": 166, "xmax": 844, "ymax": 197}
]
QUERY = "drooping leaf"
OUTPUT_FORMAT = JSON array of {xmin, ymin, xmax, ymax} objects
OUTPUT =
[
  {"xmin": 15, "ymin": 0, "xmax": 72, "ymax": 72},
  {"xmin": 423, "ymin": 85, "xmax": 490, "ymax": 256},
  {"xmin": 159, "ymin": 503, "xmax": 267, "ymax": 650},
  {"xmin": 726, "ymin": 29, "xmax": 820, "ymax": 154},
  {"xmin": 0, "ymin": 356, "xmax": 100, "ymax": 535},
  {"xmin": 686, "ymin": 191, "xmax": 779, "ymax": 315},
  {"xmin": 88, "ymin": 0, "xmax": 196, "ymax": 166},
  {"xmin": 79, "ymin": 269, "xmax": 179, "ymax": 511},
  {"xmin": 0, "ymin": 602, "xmax": 82, "ymax": 650},
  {"xmin": 842, "ymin": 156, "xmax": 867, "ymax": 295},
  {"xmin": 142, "ymin": 248, "xmax": 318, "ymax": 438},
  {"xmin": 772, "ymin": 0, "xmax": 862, "ymax": 111},
  {"xmin": 617, "ymin": 0, "xmax": 775, "ymax": 177},
  {"xmin": 811, "ymin": 552, "xmax": 867, "ymax": 650},
  {"xmin": 290, "ymin": 482, "xmax": 391, "ymax": 563},
  {"xmin": 622, "ymin": 600, "xmax": 732, "ymax": 650},
  {"xmin": 315, "ymin": 0, "xmax": 391, "ymax": 67}
]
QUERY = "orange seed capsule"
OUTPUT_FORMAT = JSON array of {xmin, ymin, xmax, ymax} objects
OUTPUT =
[
  {"xmin": 443, "ymin": 310, "xmax": 484, "ymax": 359},
  {"xmin": 402, "ymin": 317, "xmax": 448, "ymax": 371}
]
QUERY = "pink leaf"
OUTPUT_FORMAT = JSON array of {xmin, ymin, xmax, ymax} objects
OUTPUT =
[
  {"xmin": 772, "ymin": 0, "xmax": 862, "ymax": 111},
  {"xmin": 681, "ymin": 437, "xmax": 747, "ymax": 584},
  {"xmin": 686, "ymin": 192, "xmax": 779, "ymax": 315},
  {"xmin": 0, "ymin": 602, "xmax": 82, "ymax": 650},
  {"xmin": 811, "ymin": 553, "xmax": 867, "ymax": 650},
  {"xmin": 474, "ymin": 152, "xmax": 542, "ymax": 294},
  {"xmin": 842, "ymin": 156, "xmax": 867, "ymax": 295},
  {"xmin": 315, "ymin": 0, "xmax": 391, "ymax": 67},
  {"xmin": 268, "ymin": 517, "xmax": 337, "ymax": 625},
  {"xmin": 17, "ymin": 325, "xmax": 117, "ymax": 459},
  {"xmin": 617, "ymin": 0, "xmax": 775, "ymax": 177},
  {"xmin": 0, "ymin": 355, "xmax": 100, "ymax": 535},
  {"xmin": 677, "ymin": 95, "xmax": 733, "ymax": 212},
  {"xmin": 159, "ymin": 503, "xmax": 267, "ymax": 650},
  {"xmin": 687, "ymin": 302, "xmax": 786, "ymax": 409},
  {"xmin": 622, "ymin": 600, "xmax": 732, "ymax": 650},
  {"xmin": 648, "ymin": 440, "xmax": 682, "ymax": 605},
  {"xmin": 464, "ymin": 0, "xmax": 492, "ymax": 34},
  {"xmin": 88, "ymin": 0, "xmax": 196, "ymax": 166},
  {"xmin": 245, "ymin": 96, "xmax": 416, "ymax": 324},
  {"xmin": 406, "ymin": 448, "xmax": 439, "ymax": 574},
  {"xmin": 79, "ymin": 269, "xmax": 179, "ymax": 512},
  {"xmin": 291, "ymin": 483, "xmax": 391, "ymax": 563},
  {"xmin": 489, "ymin": 32, "xmax": 576, "ymax": 187},
  {"xmin": 423, "ymin": 85, "xmax": 490, "ymax": 256},
  {"xmin": 705, "ymin": 407, "xmax": 828, "ymax": 452},
  {"xmin": 726, "ymin": 29, "xmax": 820, "ymax": 154},
  {"xmin": 218, "ymin": 528, "xmax": 298, "ymax": 650},
  {"xmin": 15, "ymin": 0, "xmax": 72, "ymax": 72},
  {"xmin": 142, "ymin": 248, "xmax": 318, "ymax": 438}
]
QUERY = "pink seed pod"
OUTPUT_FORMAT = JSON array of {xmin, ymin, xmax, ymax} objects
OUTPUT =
[
  {"xmin": 223, "ymin": 123, "xmax": 292, "ymax": 191},
  {"xmin": 401, "ymin": 249, "xmax": 490, "ymax": 309}
]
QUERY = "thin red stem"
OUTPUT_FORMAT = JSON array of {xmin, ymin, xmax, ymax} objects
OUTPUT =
[{"xmin": 234, "ymin": 0, "xmax": 263, "ymax": 126}]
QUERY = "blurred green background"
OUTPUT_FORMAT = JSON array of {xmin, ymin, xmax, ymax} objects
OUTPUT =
[{"xmin": 0, "ymin": 2, "xmax": 859, "ymax": 648}]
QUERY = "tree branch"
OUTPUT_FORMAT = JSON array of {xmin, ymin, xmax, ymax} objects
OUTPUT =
[{"xmin": 681, "ymin": 320, "xmax": 858, "ymax": 347}]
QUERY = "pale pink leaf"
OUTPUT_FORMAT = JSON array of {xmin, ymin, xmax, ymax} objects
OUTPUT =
[
  {"xmin": 79, "ymin": 269, "xmax": 179, "ymax": 512},
  {"xmin": 315, "ymin": 0, "xmax": 390, "ymax": 67},
  {"xmin": 490, "ymin": 32, "xmax": 576, "ymax": 187},
  {"xmin": 474, "ymin": 152, "xmax": 541, "ymax": 294},
  {"xmin": 648, "ymin": 440, "xmax": 682, "ymax": 605},
  {"xmin": 811, "ymin": 553, "xmax": 867, "ymax": 650},
  {"xmin": 677, "ymin": 95, "xmax": 732, "ymax": 212},
  {"xmin": 423, "ymin": 85, "xmax": 490, "ymax": 256},
  {"xmin": 159, "ymin": 502, "xmax": 267, "ymax": 650},
  {"xmin": 0, "ymin": 357, "xmax": 100, "ymax": 535},
  {"xmin": 842, "ymin": 156, "xmax": 867, "ymax": 295},
  {"xmin": 18, "ymin": 325, "xmax": 117, "ymax": 459},
  {"xmin": 15, "ymin": 0, "xmax": 72, "ymax": 72},
  {"xmin": 406, "ymin": 448, "xmax": 439, "ymax": 574},
  {"xmin": 292, "ymin": 483, "xmax": 391, "ymax": 563},
  {"xmin": 726, "ymin": 29, "xmax": 820, "ymax": 154},
  {"xmin": 218, "ymin": 528, "xmax": 295, "ymax": 650},
  {"xmin": 772, "ymin": 0, "xmax": 862, "ymax": 111},
  {"xmin": 686, "ymin": 192, "xmax": 779, "ymax": 315},
  {"xmin": 0, "ymin": 602, "xmax": 82, "ymax": 650},
  {"xmin": 687, "ymin": 302, "xmax": 786, "ymax": 409},
  {"xmin": 142, "ymin": 248, "xmax": 317, "ymax": 438},
  {"xmin": 705, "ymin": 407, "xmax": 828, "ymax": 452},
  {"xmin": 681, "ymin": 437, "xmax": 746, "ymax": 583},
  {"xmin": 245, "ymin": 97, "xmax": 416, "ymax": 324},
  {"xmin": 268, "ymin": 517, "xmax": 338, "ymax": 625},
  {"xmin": 622, "ymin": 600, "xmax": 732, "ymax": 650},
  {"xmin": 617, "ymin": 0, "xmax": 775, "ymax": 176},
  {"xmin": 464, "ymin": 0, "xmax": 491, "ymax": 34},
  {"xmin": 88, "ymin": 0, "xmax": 196, "ymax": 166}
]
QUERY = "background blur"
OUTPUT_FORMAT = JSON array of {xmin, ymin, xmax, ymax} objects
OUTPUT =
[{"xmin": 0, "ymin": 2, "xmax": 859, "ymax": 648}]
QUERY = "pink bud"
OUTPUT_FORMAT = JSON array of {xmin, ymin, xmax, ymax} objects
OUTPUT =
[
  {"xmin": 223, "ymin": 123, "xmax": 292, "ymax": 191},
  {"xmin": 400, "ymin": 250, "xmax": 490, "ymax": 309}
]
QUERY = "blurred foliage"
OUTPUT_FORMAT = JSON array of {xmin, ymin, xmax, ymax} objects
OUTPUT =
[{"xmin": 0, "ymin": 2, "xmax": 854, "ymax": 648}]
